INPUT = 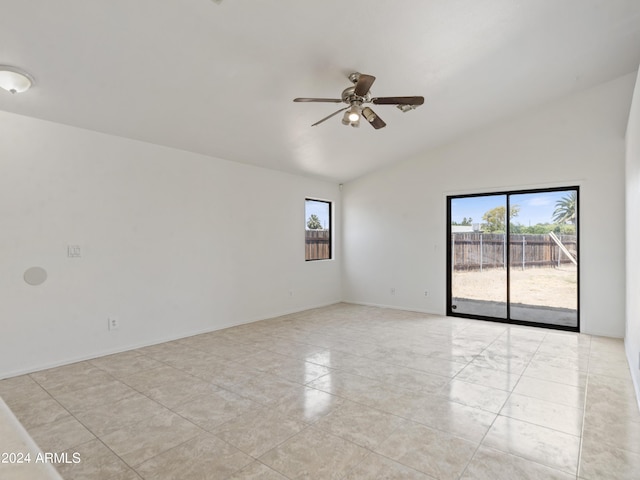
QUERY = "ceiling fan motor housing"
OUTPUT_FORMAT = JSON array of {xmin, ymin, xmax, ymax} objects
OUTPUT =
[{"xmin": 341, "ymin": 86, "xmax": 370, "ymax": 105}]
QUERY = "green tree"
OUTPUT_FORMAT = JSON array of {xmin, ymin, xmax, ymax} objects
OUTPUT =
[
  {"xmin": 499, "ymin": 221, "xmax": 576, "ymax": 235},
  {"xmin": 482, "ymin": 205, "xmax": 520, "ymax": 233},
  {"xmin": 307, "ymin": 214, "xmax": 323, "ymax": 229},
  {"xmin": 452, "ymin": 217, "xmax": 473, "ymax": 226},
  {"xmin": 553, "ymin": 192, "xmax": 577, "ymax": 225}
]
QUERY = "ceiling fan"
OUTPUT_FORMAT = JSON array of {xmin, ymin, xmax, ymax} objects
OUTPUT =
[{"xmin": 294, "ymin": 72, "xmax": 424, "ymax": 129}]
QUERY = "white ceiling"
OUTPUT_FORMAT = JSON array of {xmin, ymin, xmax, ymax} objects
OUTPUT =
[{"xmin": 2, "ymin": 0, "xmax": 640, "ymax": 183}]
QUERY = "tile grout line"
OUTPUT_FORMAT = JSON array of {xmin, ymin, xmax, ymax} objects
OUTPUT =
[
  {"xmin": 457, "ymin": 328, "xmax": 585, "ymax": 479},
  {"xmin": 455, "ymin": 328, "xmax": 535, "ymax": 479},
  {"xmin": 22, "ymin": 372, "xmax": 139, "ymax": 479},
  {"xmin": 575, "ymin": 335, "xmax": 593, "ymax": 480}
]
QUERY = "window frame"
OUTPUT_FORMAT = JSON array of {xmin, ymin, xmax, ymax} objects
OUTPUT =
[{"xmin": 305, "ymin": 198, "xmax": 332, "ymax": 262}]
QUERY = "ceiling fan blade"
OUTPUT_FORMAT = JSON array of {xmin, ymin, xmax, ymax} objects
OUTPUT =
[
  {"xmin": 294, "ymin": 98, "xmax": 342, "ymax": 103},
  {"xmin": 354, "ymin": 74, "xmax": 376, "ymax": 96},
  {"xmin": 372, "ymin": 96, "xmax": 424, "ymax": 106},
  {"xmin": 311, "ymin": 107, "xmax": 349, "ymax": 127},
  {"xmin": 362, "ymin": 107, "xmax": 386, "ymax": 129}
]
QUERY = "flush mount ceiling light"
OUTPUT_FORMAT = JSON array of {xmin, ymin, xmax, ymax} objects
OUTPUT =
[{"xmin": 0, "ymin": 65, "xmax": 34, "ymax": 94}]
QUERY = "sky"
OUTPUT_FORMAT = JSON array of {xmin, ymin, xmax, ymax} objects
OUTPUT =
[
  {"xmin": 451, "ymin": 190, "xmax": 575, "ymax": 226},
  {"xmin": 304, "ymin": 190, "xmax": 574, "ymax": 231},
  {"xmin": 305, "ymin": 199, "xmax": 330, "ymax": 229}
]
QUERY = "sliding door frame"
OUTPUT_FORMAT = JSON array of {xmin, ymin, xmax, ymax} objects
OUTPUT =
[{"xmin": 446, "ymin": 186, "xmax": 580, "ymax": 332}]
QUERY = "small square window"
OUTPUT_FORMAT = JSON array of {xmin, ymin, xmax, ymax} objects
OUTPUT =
[{"xmin": 305, "ymin": 199, "xmax": 331, "ymax": 261}]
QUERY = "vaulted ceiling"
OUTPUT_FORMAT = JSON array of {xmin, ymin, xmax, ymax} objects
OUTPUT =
[{"xmin": 2, "ymin": 1, "xmax": 640, "ymax": 182}]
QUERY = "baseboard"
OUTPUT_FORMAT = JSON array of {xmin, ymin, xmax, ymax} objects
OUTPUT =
[
  {"xmin": 342, "ymin": 300, "xmax": 442, "ymax": 317},
  {"xmin": 0, "ymin": 300, "xmax": 341, "ymax": 380}
]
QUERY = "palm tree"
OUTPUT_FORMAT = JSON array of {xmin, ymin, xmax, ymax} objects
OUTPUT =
[
  {"xmin": 552, "ymin": 192, "xmax": 577, "ymax": 224},
  {"xmin": 307, "ymin": 214, "xmax": 323, "ymax": 229}
]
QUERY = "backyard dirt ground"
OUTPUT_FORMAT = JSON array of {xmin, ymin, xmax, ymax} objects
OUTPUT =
[{"xmin": 452, "ymin": 265, "xmax": 578, "ymax": 310}]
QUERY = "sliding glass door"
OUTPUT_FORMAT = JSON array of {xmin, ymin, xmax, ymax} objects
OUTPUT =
[
  {"xmin": 447, "ymin": 187, "xmax": 579, "ymax": 331},
  {"xmin": 508, "ymin": 191, "xmax": 578, "ymax": 327},
  {"xmin": 449, "ymin": 194, "xmax": 508, "ymax": 320}
]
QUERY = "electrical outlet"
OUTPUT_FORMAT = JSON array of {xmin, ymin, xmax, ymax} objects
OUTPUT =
[
  {"xmin": 108, "ymin": 317, "xmax": 119, "ymax": 331},
  {"xmin": 390, "ymin": 287, "xmax": 396, "ymax": 295},
  {"xmin": 424, "ymin": 290, "xmax": 429, "ymax": 297}
]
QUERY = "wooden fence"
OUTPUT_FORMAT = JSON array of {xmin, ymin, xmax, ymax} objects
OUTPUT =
[
  {"xmin": 306, "ymin": 230, "xmax": 330, "ymax": 260},
  {"xmin": 452, "ymin": 233, "xmax": 577, "ymax": 271}
]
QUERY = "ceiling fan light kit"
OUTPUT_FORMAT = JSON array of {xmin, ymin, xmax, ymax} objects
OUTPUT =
[
  {"xmin": 341, "ymin": 104, "xmax": 362, "ymax": 127},
  {"xmin": 342, "ymin": 110, "xmax": 358, "ymax": 127},
  {"xmin": 347, "ymin": 106, "xmax": 361, "ymax": 122},
  {"xmin": 397, "ymin": 104, "xmax": 417, "ymax": 113},
  {"xmin": 294, "ymin": 72, "xmax": 424, "ymax": 129}
]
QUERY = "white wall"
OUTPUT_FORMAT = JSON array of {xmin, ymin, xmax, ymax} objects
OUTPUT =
[
  {"xmin": 625, "ymin": 69, "xmax": 640, "ymax": 405},
  {"xmin": 0, "ymin": 112, "xmax": 341, "ymax": 378},
  {"xmin": 343, "ymin": 73, "xmax": 635, "ymax": 338}
]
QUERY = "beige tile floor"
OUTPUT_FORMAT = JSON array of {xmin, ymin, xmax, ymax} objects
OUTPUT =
[{"xmin": 1, "ymin": 303, "xmax": 639, "ymax": 479}]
